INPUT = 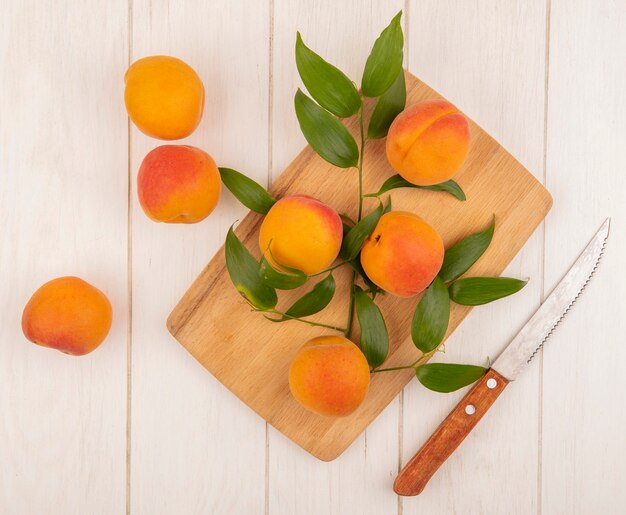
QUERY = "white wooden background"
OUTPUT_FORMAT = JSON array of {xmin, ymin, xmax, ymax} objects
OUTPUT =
[{"xmin": 1, "ymin": 0, "xmax": 624, "ymax": 513}]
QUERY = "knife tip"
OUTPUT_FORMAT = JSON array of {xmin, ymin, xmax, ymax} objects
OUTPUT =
[{"xmin": 600, "ymin": 217, "xmax": 611, "ymax": 239}]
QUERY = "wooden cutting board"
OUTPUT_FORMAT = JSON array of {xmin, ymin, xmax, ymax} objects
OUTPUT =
[{"xmin": 167, "ymin": 72, "xmax": 552, "ymax": 461}]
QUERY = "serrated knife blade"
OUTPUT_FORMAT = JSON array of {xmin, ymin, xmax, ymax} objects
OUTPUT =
[
  {"xmin": 394, "ymin": 218, "xmax": 610, "ymax": 496},
  {"xmin": 492, "ymin": 217, "xmax": 610, "ymax": 380}
]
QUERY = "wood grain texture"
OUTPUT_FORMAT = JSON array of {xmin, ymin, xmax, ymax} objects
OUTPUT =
[
  {"xmin": 402, "ymin": 1, "xmax": 548, "ymax": 513},
  {"xmin": 268, "ymin": 4, "xmax": 403, "ymax": 513},
  {"xmin": 395, "ymin": 369, "xmax": 509, "ymax": 496},
  {"xmin": 542, "ymin": 1, "xmax": 626, "ymax": 513},
  {"xmin": 0, "ymin": 1, "xmax": 128, "ymax": 513},
  {"xmin": 129, "ymin": 1, "xmax": 269, "ymax": 513},
  {"xmin": 167, "ymin": 71, "xmax": 552, "ymax": 461}
]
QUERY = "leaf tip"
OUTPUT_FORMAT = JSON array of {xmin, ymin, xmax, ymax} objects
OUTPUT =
[
  {"xmin": 294, "ymin": 88, "xmax": 304, "ymax": 106},
  {"xmin": 295, "ymin": 31, "xmax": 304, "ymax": 48}
]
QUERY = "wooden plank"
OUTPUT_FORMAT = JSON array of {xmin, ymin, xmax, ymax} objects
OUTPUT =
[
  {"xmin": 542, "ymin": 0, "xmax": 626, "ymax": 513},
  {"xmin": 267, "ymin": 2, "xmax": 403, "ymax": 513},
  {"xmin": 168, "ymin": 70, "xmax": 552, "ymax": 462},
  {"xmin": 402, "ymin": 1, "xmax": 548, "ymax": 512},
  {"xmin": 129, "ymin": 0, "xmax": 269, "ymax": 513},
  {"xmin": 0, "ymin": 1, "xmax": 129, "ymax": 513}
]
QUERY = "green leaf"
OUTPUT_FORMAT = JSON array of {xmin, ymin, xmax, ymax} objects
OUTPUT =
[
  {"xmin": 361, "ymin": 11, "xmax": 404, "ymax": 97},
  {"xmin": 439, "ymin": 218, "xmax": 495, "ymax": 283},
  {"xmin": 411, "ymin": 277, "xmax": 450, "ymax": 353},
  {"xmin": 383, "ymin": 195, "xmax": 392, "ymax": 213},
  {"xmin": 295, "ymin": 32, "xmax": 361, "ymax": 118},
  {"xmin": 448, "ymin": 277, "xmax": 527, "ymax": 306},
  {"xmin": 364, "ymin": 174, "xmax": 465, "ymax": 201},
  {"xmin": 422, "ymin": 181, "xmax": 466, "ymax": 200},
  {"xmin": 416, "ymin": 363, "xmax": 487, "ymax": 393},
  {"xmin": 342, "ymin": 222, "xmax": 352, "ymax": 239},
  {"xmin": 260, "ymin": 257, "xmax": 308, "ymax": 290},
  {"xmin": 294, "ymin": 90, "xmax": 359, "ymax": 168},
  {"xmin": 367, "ymin": 70, "xmax": 406, "ymax": 138},
  {"xmin": 264, "ymin": 245, "xmax": 309, "ymax": 276},
  {"xmin": 225, "ymin": 226, "xmax": 277, "ymax": 310},
  {"xmin": 355, "ymin": 287, "xmax": 388, "ymax": 368},
  {"xmin": 218, "ymin": 168, "xmax": 276, "ymax": 215},
  {"xmin": 340, "ymin": 202, "xmax": 384, "ymax": 261},
  {"xmin": 284, "ymin": 273, "xmax": 336, "ymax": 318}
]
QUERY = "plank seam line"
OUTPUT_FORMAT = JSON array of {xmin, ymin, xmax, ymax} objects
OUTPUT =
[
  {"xmin": 265, "ymin": 0, "xmax": 274, "ymax": 513},
  {"xmin": 399, "ymin": 3, "xmax": 409, "ymax": 513},
  {"xmin": 398, "ymin": 390, "xmax": 404, "ymax": 515},
  {"xmin": 267, "ymin": 0, "xmax": 274, "ymax": 191},
  {"xmin": 538, "ymin": 0, "xmax": 552, "ymax": 513},
  {"xmin": 126, "ymin": 0, "xmax": 134, "ymax": 513},
  {"xmin": 404, "ymin": 0, "xmax": 411, "ymax": 67}
]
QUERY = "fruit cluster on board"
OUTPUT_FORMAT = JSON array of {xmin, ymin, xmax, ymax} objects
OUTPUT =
[{"xmin": 220, "ymin": 12, "xmax": 527, "ymax": 417}]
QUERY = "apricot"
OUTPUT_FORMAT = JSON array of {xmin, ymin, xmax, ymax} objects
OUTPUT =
[
  {"xmin": 289, "ymin": 335, "xmax": 370, "ymax": 417},
  {"xmin": 360, "ymin": 211, "xmax": 444, "ymax": 297},
  {"xmin": 386, "ymin": 99, "xmax": 470, "ymax": 186},
  {"xmin": 259, "ymin": 195, "xmax": 342, "ymax": 275},
  {"xmin": 138, "ymin": 145, "xmax": 221, "ymax": 223},
  {"xmin": 124, "ymin": 55, "xmax": 204, "ymax": 140},
  {"xmin": 22, "ymin": 277, "xmax": 112, "ymax": 356}
]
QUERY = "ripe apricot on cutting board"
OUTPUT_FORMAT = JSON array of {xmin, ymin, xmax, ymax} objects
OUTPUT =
[
  {"xmin": 386, "ymin": 99, "xmax": 470, "ymax": 186},
  {"xmin": 124, "ymin": 55, "xmax": 204, "ymax": 140},
  {"xmin": 138, "ymin": 145, "xmax": 221, "ymax": 224},
  {"xmin": 361, "ymin": 211, "xmax": 444, "ymax": 297},
  {"xmin": 259, "ymin": 195, "xmax": 343, "ymax": 275},
  {"xmin": 22, "ymin": 277, "xmax": 112, "ymax": 356},
  {"xmin": 289, "ymin": 336, "xmax": 370, "ymax": 417}
]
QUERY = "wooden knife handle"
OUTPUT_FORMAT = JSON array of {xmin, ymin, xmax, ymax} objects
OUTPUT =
[{"xmin": 394, "ymin": 368, "xmax": 509, "ymax": 496}]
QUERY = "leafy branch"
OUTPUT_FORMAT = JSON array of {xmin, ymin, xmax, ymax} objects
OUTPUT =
[{"xmin": 218, "ymin": 13, "xmax": 530, "ymax": 396}]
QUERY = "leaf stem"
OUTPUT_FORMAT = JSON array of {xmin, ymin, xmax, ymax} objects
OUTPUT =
[
  {"xmin": 262, "ymin": 309, "xmax": 347, "ymax": 333},
  {"xmin": 346, "ymin": 97, "xmax": 367, "ymax": 339},
  {"xmin": 370, "ymin": 363, "xmax": 416, "ymax": 373},
  {"xmin": 309, "ymin": 261, "xmax": 349, "ymax": 277},
  {"xmin": 370, "ymin": 348, "xmax": 440, "ymax": 374},
  {"xmin": 357, "ymin": 100, "xmax": 366, "ymax": 221},
  {"xmin": 345, "ymin": 270, "xmax": 357, "ymax": 338}
]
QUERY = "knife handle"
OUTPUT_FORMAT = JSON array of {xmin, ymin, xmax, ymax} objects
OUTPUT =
[{"xmin": 394, "ymin": 368, "xmax": 509, "ymax": 496}]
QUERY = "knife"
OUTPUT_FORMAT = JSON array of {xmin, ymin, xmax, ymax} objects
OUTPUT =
[{"xmin": 394, "ymin": 218, "xmax": 610, "ymax": 496}]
